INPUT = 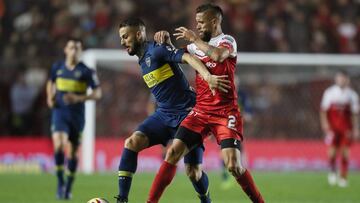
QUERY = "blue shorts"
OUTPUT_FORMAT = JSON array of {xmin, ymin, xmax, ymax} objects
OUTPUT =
[
  {"xmin": 51, "ymin": 109, "xmax": 84, "ymax": 146},
  {"xmin": 137, "ymin": 112, "xmax": 203, "ymax": 165}
]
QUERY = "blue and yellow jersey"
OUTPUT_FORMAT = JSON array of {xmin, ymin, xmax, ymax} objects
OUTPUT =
[
  {"xmin": 139, "ymin": 41, "xmax": 195, "ymax": 127},
  {"xmin": 49, "ymin": 60, "xmax": 100, "ymax": 115}
]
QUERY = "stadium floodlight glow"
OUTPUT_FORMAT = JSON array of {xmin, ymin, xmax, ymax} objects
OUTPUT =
[{"xmin": 81, "ymin": 49, "xmax": 360, "ymax": 174}]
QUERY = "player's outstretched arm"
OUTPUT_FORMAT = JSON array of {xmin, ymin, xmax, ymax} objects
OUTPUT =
[
  {"xmin": 46, "ymin": 80, "xmax": 56, "ymax": 108},
  {"xmin": 352, "ymin": 113, "xmax": 359, "ymax": 141},
  {"xmin": 174, "ymin": 27, "xmax": 231, "ymax": 63},
  {"xmin": 181, "ymin": 53, "xmax": 230, "ymax": 94}
]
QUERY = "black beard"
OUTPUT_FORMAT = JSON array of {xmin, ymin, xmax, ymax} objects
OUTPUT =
[
  {"xmin": 129, "ymin": 41, "xmax": 141, "ymax": 56},
  {"xmin": 201, "ymin": 31, "xmax": 212, "ymax": 42}
]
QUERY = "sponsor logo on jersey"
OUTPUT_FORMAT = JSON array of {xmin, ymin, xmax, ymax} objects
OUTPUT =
[
  {"xmin": 143, "ymin": 63, "xmax": 174, "ymax": 88},
  {"xmin": 145, "ymin": 57, "xmax": 151, "ymax": 67},
  {"xmin": 74, "ymin": 70, "xmax": 82, "ymax": 78},
  {"xmin": 205, "ymin": 61, "xmax": 217, "ymax": 68},
  {"xmin": 56, "ymin": 70, "xmax": 63, "ymax": 76}
]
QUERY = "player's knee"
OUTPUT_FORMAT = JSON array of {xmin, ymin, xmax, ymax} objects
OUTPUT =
[
  {"xmin": 227, "ymin": 162, "xmax": 245, "ymax": 177},
  {"xmin": 124, "ymin": 132, "xmax": 149, "ymax": 152},
  {"xmin": 166, "ymin": 147, "xmax": 182, "ymax": 164},
  {"xmin": 185, "ymin": 165, "xmax": 201, "ymax": 181}
]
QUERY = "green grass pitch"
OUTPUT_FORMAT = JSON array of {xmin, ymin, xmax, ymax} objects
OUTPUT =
[{"xmin": 1, "ymin": 172, "xmax": 359, "ymax": 203}]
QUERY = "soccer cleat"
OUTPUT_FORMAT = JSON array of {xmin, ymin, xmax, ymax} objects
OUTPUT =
[
  {"xmin": 56, "ymin": 183, "xmax": 64, "ymax": 199},
  {"xmin": 327, "ymin": 173, "xmax": 337, "ymax": 186},
  {"xmin": 64, "ymin": 192, "xmax": 72, "ymax": 200},
  {"xmin": 114, "ymin": 195, "xmax": 128, "ymax": 203},
  {"xmin": 338, "ymin": 178, "xmax": 348, "ymax": 188},
  {"xmin": 198, "ymin": 193, "xmax": 211, "ymax": 203}
]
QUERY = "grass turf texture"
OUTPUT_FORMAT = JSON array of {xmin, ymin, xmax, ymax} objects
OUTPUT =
[{"xmin": 0, "ymin": 172, "xmax": 359, "ymax": 203}]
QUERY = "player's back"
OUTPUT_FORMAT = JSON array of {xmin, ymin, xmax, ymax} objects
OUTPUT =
[
  {"xmin": 139, "ymin": 41, "xmax": 195, "ymax": 126},
  {"xmin": 187, "ymin": 33, "xmax": 238, "ymax": 115},
  {"xmin": 321, "ymin": 85, "xmax": 359, "ymax": 131}
]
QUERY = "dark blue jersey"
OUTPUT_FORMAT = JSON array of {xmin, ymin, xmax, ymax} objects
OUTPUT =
[
  {"xmin": 49, "ymin": 60, "xmax": 100, "ymax": 115},
  {"xmin": 139, "ymin": 41, "xmax": 195, "ymax": 127}
]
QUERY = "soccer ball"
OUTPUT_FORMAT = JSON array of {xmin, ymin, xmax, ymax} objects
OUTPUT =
[{"xmin": 87, "ymin": 197, "xmax": 109, "ymax": 203}]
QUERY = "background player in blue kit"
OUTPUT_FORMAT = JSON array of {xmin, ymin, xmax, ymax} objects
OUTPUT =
[
  {"xmin": 115, "ymin": 18, "xmax": 230, "ymax": 203},
  {"xmin": 46, "ymin": 38, "xmax": 102, "ymax": 199}
]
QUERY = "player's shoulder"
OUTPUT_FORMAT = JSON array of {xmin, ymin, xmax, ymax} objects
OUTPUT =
[
  {"xmin": 325, "ymin": 85, "xmax": 338, "ymax": 93},
  {"xmin": 77, "ymin": 61, "xmax": 90, "ymax": 69},
  {"xmin": 346, "ymin": 87, "xmax": 359, "ymax": 97},
  {"xmin": 221, "ymin": 34, "xmax": 236, "ymax": 43},
  {"xmin": 52, "ymin": 60, "xmax": 65, "ymax": 69},
  {"xmin": 77, "ymin": 62, "xmax": 95, "ymax": 76}
]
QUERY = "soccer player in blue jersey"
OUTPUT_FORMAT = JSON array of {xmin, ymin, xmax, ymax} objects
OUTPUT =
[
  {"xmin": 115, "ymin": 18, "xmax": 230, "ymax": 203},
  {"xmin": 46, "ymin": 38, "xmax": 102, "ymax": 199}
]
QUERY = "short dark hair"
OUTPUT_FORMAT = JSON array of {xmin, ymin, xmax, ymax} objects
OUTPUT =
[
  {"xmin": 67, "ymin": 37, "xmax": 82, "ymax": 45},
  {"xmin": 119, "ymin": 18, "xmax": 145, "ymax": 29},
  {"xmin": 337, "ymin": 69, "xmax": 349, "ymax": 76},
  {"xmin": 196, "ymin": 3, "xmax": 223, "ymax": 18}
]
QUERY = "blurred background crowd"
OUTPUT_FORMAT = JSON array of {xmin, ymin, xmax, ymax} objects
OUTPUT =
[{"xmin": 0, "ymin": 0, "xmax": 359, "ymax": 138}]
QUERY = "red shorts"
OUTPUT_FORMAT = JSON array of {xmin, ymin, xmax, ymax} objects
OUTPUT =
[
  {"xmin": 180, "ymin": 108, "xmax": 243, "ymax": 144},
  {"xmin": 326, "ymin": 130, "xmax": 352, "ymax": 147}
]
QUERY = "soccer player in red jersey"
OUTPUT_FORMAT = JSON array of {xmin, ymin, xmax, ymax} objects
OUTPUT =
[
  {"xmin": 320, "ymin": 70, "xmax": 359, "ymax": 187},
  {"xmin": 147, "ymin": 4, "xmax": 264, "ymax": 203}
]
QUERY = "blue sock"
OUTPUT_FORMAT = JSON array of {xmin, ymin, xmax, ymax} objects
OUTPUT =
[
  {"xmin": 118, "ymin": 148, "xmax": 138, "ymax": 200},
  {"xmin": 191, "ymin": 171, "xmax": 210, "ymax": 203},
  {"xmin": 65, "ymin": 158, "xmax": 78, "ymax": 196},
  {"xmin": 54, "ymin": 151, "xmax": 65, "ymax": 186}
]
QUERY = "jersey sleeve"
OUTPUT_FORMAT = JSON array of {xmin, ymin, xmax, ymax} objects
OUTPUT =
[
  {"xmin": 153, "ymin": 44, "xmax": 185, "ymax": 63},
  {"xmin": 351, "ymin": 90, "xmax": 359, "ymax": 113},
  {"xmin": 86, "ymin": 68, "xmax": 100, "ymax": 89},
  {"xmin": 186, "ymin": 43, "xmax": 196, "ymax": 55},
  {"xmin": 49, "ymin": 62, "xmax": 59, "ymax": 82},
  {"xmin": 218, "ymin": 35, "xmax": 237, "ymax": 57},
  {"xmin": 321, "ymin": 89, "xmax": 331, "ymax": 111}
]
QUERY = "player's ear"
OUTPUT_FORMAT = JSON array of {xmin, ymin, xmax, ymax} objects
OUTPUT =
[{"xmin": 136, "ymin": 30, "xmax": 142, "ymax": 40}]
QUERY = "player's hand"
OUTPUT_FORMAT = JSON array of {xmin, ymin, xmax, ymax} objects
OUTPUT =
[
  {"xmin": 173, "ymin": 27, "xmax": 198, "ymax": 42},
  {"xmin": 47, "ymin": 96, "xmax": 55, "ymax": 108},
  {"xmin": 154, "ymin": 30, "xmax": 172, "ymax": 45},
  {"xmin": 324, "ymin": 130, "xmax": 334, "ymax": 146},
  {"xmin": 204, "ymin": 74, "xmax": 231, "ymax": 95},
  {"xmin": 351, "ymin": 129, "xmax": 359, "ymax": 141},
  {"xmin": 63, "ymin": 93, "xmax": 83, "ymax": 104}
]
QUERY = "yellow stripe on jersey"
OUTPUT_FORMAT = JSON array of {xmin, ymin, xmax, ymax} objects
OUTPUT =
[
  {"xmin": 143, "ymin": 63, "xmax": 174, "ymax": 88},
  {"xmin": 56, "ymin": 78, "xmax": 87, "ymax": 93}
]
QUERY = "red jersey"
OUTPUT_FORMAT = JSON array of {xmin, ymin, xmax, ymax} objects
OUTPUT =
[
  {"xmin": 187, "ymin": 33, "xmax": 238, "ymax": 115},
  {"xmin": 321, "ymin": 85, "xmax": 359, "ymax": 132}
]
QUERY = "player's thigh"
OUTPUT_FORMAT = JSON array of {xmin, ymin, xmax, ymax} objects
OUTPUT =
[
  {"xmin": 184, "ymin": 145, "xmax": 204, "ymax": 165},
  {"xmin": 51, "ymin": 110, "xmax": 70, "ymax": 149},
  {"xmin": 178, "ymin": 112, "xmax": 208, "ymax": 150},
  {"xmin": 52, "ymin": 131, "xmax": 68, "ymax": 150},
  {"xmin": 67, "ymin": 116, "xmax": 85, "ymax": 157},
  {"xmin": 136, "ymin": 114, "xmax": 173, "ymax": 148}
]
